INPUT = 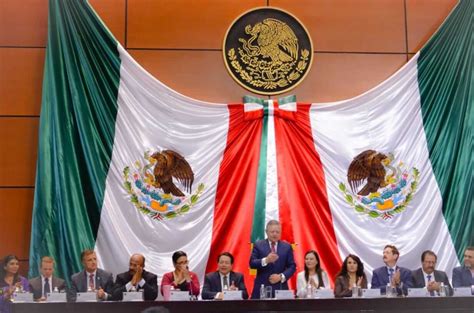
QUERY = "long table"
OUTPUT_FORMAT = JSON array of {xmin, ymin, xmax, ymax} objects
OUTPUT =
[{"xmin": 11, "ymin": 297, "xmax": 474, "ymax": 313}]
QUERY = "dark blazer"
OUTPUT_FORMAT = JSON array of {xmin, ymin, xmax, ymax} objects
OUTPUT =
[
  {"xmin": 202, "ymin": 271, "xmax": 249, "ymax": 300},
  {"xmin": 112, "ymin": 269, "xmax": 158, "ymax": 301},
  {"xmin": 67, "ymin": 268, "xmax": 114, "ymax": 302},
  {"xmin": 371, "ymin": 265, "xmax": 413, "ymax": 295},
  {"xmin": 249, "ymin": 239, "xmax": 296, "ymax": 299},
  {"xmin": 452, "ymin": 266, "xmax": 472, "ymax": 287},
  {"xmin": 334, "ymin": 275, "xmax": 368, "ymax": 298},
  {"xmin": 412, "ymin": 268, "xmax": 452, "ymax": 295},
  {"xmin": 28, "ymin": 276, "xmax": 66, "ymax": 300}
]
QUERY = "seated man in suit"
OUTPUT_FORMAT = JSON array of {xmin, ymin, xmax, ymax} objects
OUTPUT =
[
  {"xmin": 28, "ymin": 256, "xmax": 66, "ymax": 301},
  {"xmin": 371, "ymin": 245, "xmax": 413, "ymax": 296},
  {"xmin": 452, "ymin": 246, "xmax": 474, "ymax": 288},
  {"xmin": 249, "ymin": 220, "xmax": 296, "ymax": 299},
  {"xmin": 412, "ymin": 250, "xmax": 451, "ymax": 296},
  {"xmin": 67, "ymin": 249, "xmax": 114, "ymax": 302},
  {"xmin": 202, "ymin": 252, "xmax": 248, "ymax": 300},
  {"xmin": 112, "ymin": 254, "xmax": 158, "ymax": 301}
]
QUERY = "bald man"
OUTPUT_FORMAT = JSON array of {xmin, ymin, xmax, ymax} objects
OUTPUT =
[{"xmin": 112, "ymin": 254, "xmax": 158, "ymax": 301}]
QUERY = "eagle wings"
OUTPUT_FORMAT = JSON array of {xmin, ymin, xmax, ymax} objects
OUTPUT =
[
  {"xmin": 347, "ymin": 150, "xmax": 388, "ymax": 196},
  {"xmin": 150, "ymin": 150, "xmax": 194, "ymax": 197}
]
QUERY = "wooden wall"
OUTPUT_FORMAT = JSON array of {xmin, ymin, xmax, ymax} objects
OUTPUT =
[{"xmin": 0, "ymin": 0, "xmax": 457, "ymax": 276}]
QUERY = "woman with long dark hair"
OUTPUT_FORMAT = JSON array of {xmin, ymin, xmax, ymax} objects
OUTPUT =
[
  {"xmin": 334, "ymin": 254, "xmax": 367, "ymax": 297},
  {"xmin": 0, "ymin": 255, "xmax": 30, "ymax": 312},
  {"xmin": 296, "ymin": 250, "xmax": 329, "ymax": 298},
  {"xmin": 160, "ymin": 251, "xmax": 200, "ymax": 297}
]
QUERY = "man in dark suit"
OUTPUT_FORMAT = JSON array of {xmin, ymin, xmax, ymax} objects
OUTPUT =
[
  {"xmin": 371, "ymin": 245, "xmax": 413, "ymax": 296},
  {"xmin": 112, "ymin": 254, "xmax": 158, "ymax": 301},
  {"xmin": 452, "ymin": 246, "xmax": 474, "ymax": 288},
  {"xmin": 249, "ymin": 220, "xmax": 296, "ymax": 299},
  {"xmin": 412, "ymin": 250, "xmax": 452, "ymax": 296},
  {"xmin": 67, "ymin": 249, "xmax": 114, "ymax": 302},
  {"xmin": 29, "ymin": 256, "xmax": 66, "ymax": 300},
  {"xmin": 202, "ymin": 252, "xmax": 248, "ymax": 300}
]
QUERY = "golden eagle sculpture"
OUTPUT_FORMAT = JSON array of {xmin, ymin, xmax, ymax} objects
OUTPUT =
[
  {"xmin": 150, "ymin": 150, "xmax": 194, "ymax": 197},
  {"xmin": 347, "ymin": 150, "xmax": 391, "ymax": 196},
  {"xmin": 244, "ymin": 18, "xmax": 298, "ymax": 63}
]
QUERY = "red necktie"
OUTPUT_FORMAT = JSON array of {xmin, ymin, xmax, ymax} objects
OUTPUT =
[
  {"xmin": 271, "ymin": 242, "xmax": 276, "ymax": 253},
  {"xmin": 89, "ymin": 274, "xmax": 95, "ymax": 290}
]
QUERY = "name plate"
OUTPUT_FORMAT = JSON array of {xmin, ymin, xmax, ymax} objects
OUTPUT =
[
  {"xmin": 314, "ymin": 289, "xmax": 334, "ymax": 299},
  {"xmin": 169, "ymin": 290, "xmax": 189, "ymax": 301},
  {"xmin": 76, "ymin": 292, "xmax": 97, "ymax": 302},
  {"xmin": 362, "ymin": 289, "xmax": 381, "ymax": 298},
  {"xmin": 223, "ymin": 290, "xmax": 243, "ymax": 300},
  {"xmin": 452, "ymin": 287, "xmax": 472, "ymax": 297},
  {"xmin": 12, "ymin": 292, "xmax": 34, "ymax": 303},
  {"xmin": 123, "ymin": 291, "xmax": 143, "ymax": 302},
  {"xmin": 274, "ymin": 290, "xmax": 294, "ymax": 299},
  {"xmin": 46, "ymin": 292, "xmax": 67, "ymax": 302},
  {"xmin": 407, "ymin": 288, "xmax": 429, "ymax": 297}
]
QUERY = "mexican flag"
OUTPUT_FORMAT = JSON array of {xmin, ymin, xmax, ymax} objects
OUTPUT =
[{"xmin": 30, "ymin": 0, "xmax": 472, "ymax": 293}]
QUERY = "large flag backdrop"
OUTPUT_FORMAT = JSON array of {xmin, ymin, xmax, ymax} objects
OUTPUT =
[{"xmin": 30, "ymin": 0, "xmax": 472, "ymax": 294}]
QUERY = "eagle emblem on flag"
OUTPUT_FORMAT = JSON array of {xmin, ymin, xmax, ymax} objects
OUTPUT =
[
  {"xmin": 339, "ymin": 150, "xmax": 420, "ymax": 220},
  {"xmin": 123, "ymin": 150, "xmax": 205, "ymax": 221}
]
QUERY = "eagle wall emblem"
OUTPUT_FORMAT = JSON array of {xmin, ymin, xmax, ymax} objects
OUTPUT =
[
  {"xmin": 339, "ymin": 150, "xmax": 420, "ymax": 220},
  {"xmin": 123, "ymin": 150, "xmax": 205, "ymax": 221},
  {"xmin": 223, "ymin": 7, "xmax": 313, "ymax": 95}
]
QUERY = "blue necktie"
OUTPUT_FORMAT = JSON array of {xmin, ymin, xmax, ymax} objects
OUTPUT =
[
  {"xmin": 427, "ymin": 275, "xmax": 435, "ymax": 296},
  {"xmin": 43, "ymin": 277, "xmax": 50, "ymax": 298},
  {"xmin": 388, "ymin": 268, "xmax": 394, "ymax": 283}
]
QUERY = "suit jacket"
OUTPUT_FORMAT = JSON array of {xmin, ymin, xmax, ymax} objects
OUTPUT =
[
  {"xmin": 452, "ymin": 266, "xmax": 473, "ymax": 288},
  {"xmin": 411, "ymin": 268, "xmax": 452, "ymax": 296},
  {"xmin": 67, "ymin": 268, "xmax": 114, "ymax": 302},
  {"xmin": 28, "ymin": 276, "xmax": 66, "ymax": 300},
  {"xmin": 249, "ymin": 239, "xmax": 296, "ymax": 299},
  {"xmin": 201, "ymin": 271, "xmax": 249, "ymax": 300},
  {"xmin": 371, "ymin": 265, "xmax": 413, "ymax": 295},
  {"xmin": 112, "ymin": 269, "xmax": 158, "ymax": 301}
]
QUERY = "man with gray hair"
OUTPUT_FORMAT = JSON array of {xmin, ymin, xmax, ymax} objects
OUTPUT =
[{"xmin": 249, "ymin": 220, "xmax": 296, "ymax": 299}]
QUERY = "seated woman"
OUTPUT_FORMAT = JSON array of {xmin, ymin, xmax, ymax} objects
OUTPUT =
[
  {"xmin": 296, "ymin": 250, "xmax": 329, "ymax": 298},
  {"xmin": 160, "ymin": 251, "xmax": 200, "ymax": 298},
  {"xmin": 334, "ymin": 254, "xmax": 368, "ymax": 298},
  {"xmin": 0, "ymin": 255, "xmax": 30, "ymax": 312}
]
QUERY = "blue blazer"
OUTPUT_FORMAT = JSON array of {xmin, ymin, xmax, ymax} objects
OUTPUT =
[
  {"xmin": 201, "ymin": 271, "xmax": 249, "ymax": 300},
  {"xmin": 249, "ymin": 239, "xmax": 296, "ymax": 299},
  {"xmin": 452, "ymin": 266, "xmax": 473, "ymax": 287},
  {"xmin": 371, "ymin": 265, "xmax": 413, "ymax": 295}
]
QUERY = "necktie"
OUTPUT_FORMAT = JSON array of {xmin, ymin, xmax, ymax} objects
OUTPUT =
[
  {"xmin": 427, "ymin": 275, "xmax": 435, "ymax": 296},
  {"xmin": 271, "ymin": 242, "xmax": 276, "ymax": 253},
  {"xmin": 89, "ymin": 274, "xmax": 95, "ymax": 290},
  {"xmin": 223, "ymin": 275, "xmax": 229, "ymax": 290},
  {"xmin": 388, "ymin": 268, "xmax": 394, "ymax": 283},
  {"xmin": 43, "ymin": 277, "xmax": 50, "ymax": 298}
]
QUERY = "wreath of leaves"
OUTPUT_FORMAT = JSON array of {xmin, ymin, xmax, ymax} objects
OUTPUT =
[
  {"xmin": 123, "ymin": 161, "xmax": 205, "ymax": 221},
  {"xmin": 227, "ymin": 48, "xmax": 309, "ymax": 90}
]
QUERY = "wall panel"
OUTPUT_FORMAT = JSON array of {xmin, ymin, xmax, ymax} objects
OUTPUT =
[
  {"xmin": 127, "ymin": 0, "xmax": 266, "ymax": 49},
  {"xmin": 0, "ymin": 0, "xmax": 48, "ymax": 47},
  {"xmin": 0, "ymin": 118, "xmax": 39, "ymax": 187},
  {"xmin": 0, "ymin": 189, "xmax": 34, "ymax": 259},
  {"xmin": 0, "ymin": 48, "xmax": 45, "ymax": 116},
  {"xmin": 271, "ymin": 0, "xmax": 406, "ymax": 53}
]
